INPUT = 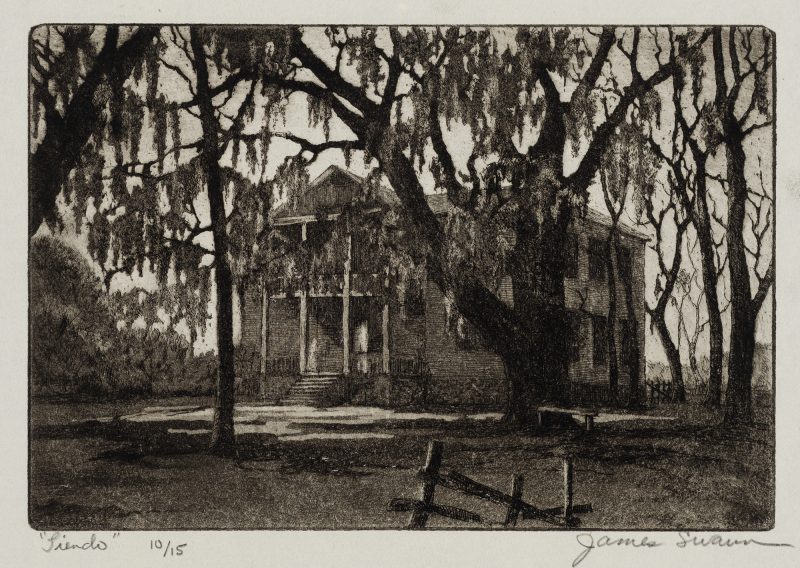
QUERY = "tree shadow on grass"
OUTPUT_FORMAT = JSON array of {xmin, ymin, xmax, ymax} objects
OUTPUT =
[
  {"xmin": 31, "ymin": 499, "xmax": 139, "ymax": 530},
  {"xmin": 31, "ymin": 419, "xmax": 131, "ymax": 441}
]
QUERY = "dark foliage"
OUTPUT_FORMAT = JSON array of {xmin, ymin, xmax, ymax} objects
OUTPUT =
[{"xmin": 30, "ymin": 235, "xmax": 216, "ymax": 398}]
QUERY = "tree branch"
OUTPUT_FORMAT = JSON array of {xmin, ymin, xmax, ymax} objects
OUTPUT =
[
  {"xmin": 566, "ymin": 28, "xmax": 712, "ymax": 194},
  {"xmin": 570, "ymin": 27, "xmax": 616, "ymax": 106},
  {"xmin": 287, "ymin": 27, "xmax": 377, "ymax": 117}
]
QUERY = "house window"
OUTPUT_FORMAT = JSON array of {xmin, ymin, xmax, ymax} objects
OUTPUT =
[
  {"xmin": 307, "ymin": 220, "xmax": 342, "ymax": 272},
  {"xmin": 592, "ymin": 314, "xmax": 607, "ymax": 366},
  {"xmin": 444, "ymin": 297, "xmax": 482, "ymax": 351},
  {"xmin": 350, "ymin": 297, "xmax": 383, "ymax": 354},
  {"xmin": 351, "ymin": 233, "xmax": 381, "ymax": 274},
  {"xmin": 497, "ymin": 275, "xmax": 514, "ymax": 307},
  {"xmin": 565, "ymin": 236, "xmax": 579, "ymax": 279},
  {"xmin": 567, "ymin": 310, "xmax": 583, "ymax": 363},
  {"xmin": 404, "ymin": 280, "xmax": 426, "ymax": 318},
  {"xmin": 271, "ymin": 223, "xmax": 302, "ymax": 250},
  {"xmin": 452, "ymin": 315, "xmax": 483, "ymax": 351},
  {"xmin": 305, "ymin": 220, "xmax": 334, "ymax": 248},
  {"xmin": 618, "ymin": 246, "xmax": 632, "ymax": 286},
  {"xmin": 619, "ymin": 318, "xmax": 633, "ymax": 368},
  {"xmin": 588, "ymin": 238, "xmax": 606, "ymax": 281}
]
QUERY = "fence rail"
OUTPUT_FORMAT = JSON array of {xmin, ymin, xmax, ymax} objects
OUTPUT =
[{"xmin": 389, "ymin": 441, "xmax": 592, "ymax": 529}]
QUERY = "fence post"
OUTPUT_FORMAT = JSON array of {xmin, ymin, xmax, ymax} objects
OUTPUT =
[
  {"xmin": 409, "ymin": 440, "xmax": 443, "ymax": 529},
  {"xmin": 504, "ymin": 474, "xmax": 525, "ymax": 527},
  {"xmin": 563, "ymin": 455, "xmax": 575, "ymax": 526}
]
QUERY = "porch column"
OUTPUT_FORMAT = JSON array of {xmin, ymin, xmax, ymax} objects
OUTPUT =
[
  {"xmin": 382, "ymin": 302, "xmax": 390, "ymax": 374},
  {"xmin": 382, "ymin": 268, "xmax": 390, "ymax": 374},
  {"xmin": 299, "ymin": 293, "xmax": 307, "ymax": 373},
  {"xmin": 259, "ymin": 282, "xmax": 268, "ymax": 375},
  {"xmin": 299, "ymin": 222, "xmax": 308, "ymax": 373},
  {"xmin": 342, "ymin": 234, "xmax": 351, "ymax": 375}
]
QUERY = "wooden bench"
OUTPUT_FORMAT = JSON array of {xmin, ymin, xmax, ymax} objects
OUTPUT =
[{"xmin": 536, "ymin": 406, "xmax": 599, "ymax": 431}]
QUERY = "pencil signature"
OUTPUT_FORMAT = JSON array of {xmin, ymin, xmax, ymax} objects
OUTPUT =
[
  {"xmin": 573, "ymin": 532, "xmax": 793, "ymax": 566},
  {"xmin": 40, "ymin": 531, "xmax": 119, "ymax": 552}
]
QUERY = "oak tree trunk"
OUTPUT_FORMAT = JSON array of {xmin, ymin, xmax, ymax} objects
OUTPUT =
[
  {"xmin": 711, "ymin": 27, "xmax": 775, "ymax": 426},
  {"xmin": 724, "ymin": 302, "xmax": 755, "ymax": 425},
  {"xmin": 693, "ymin": 163, "xmax": 725, "ymax": 406},
  {"xmin": 506, "ymin": 203, "xmax": 571, "ymax": 422},
  {"xmin": 376, "ymin": 139, "xmax": 571, "ymax": 426},
  {"xmin": 191, "ymin": 27, "xmax": 237, "ymax": 455},
  {"xmin": 724, "ymin": 142, "xmax": 755, "ymax": 425},
  {"xmin": 653, "ymin": 314, "xmax": 685, "ymax": 402}
]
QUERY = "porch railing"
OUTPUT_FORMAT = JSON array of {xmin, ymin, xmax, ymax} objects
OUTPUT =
[
  {"xmin": 349, "ymin": 354, "xmax": 430, "ymax": 377},
  {"xmin": 389, "ymin": 357, "xmax": 431, "ymax": 377},
  {"xmin": 265, "ymin": 356, "xmax": 301, "ymax": 376}
]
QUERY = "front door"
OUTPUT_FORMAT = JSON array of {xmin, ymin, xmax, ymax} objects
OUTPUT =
[
  {"xmin": 350, "ymin": 296, "xmax": 383, "ymax": 374},
  {"xmin": 305, "ymin": 297, "xmax": 343, "ymax": 373}
]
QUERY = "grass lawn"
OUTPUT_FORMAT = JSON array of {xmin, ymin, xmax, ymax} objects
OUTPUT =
[{"xmin": 29, "ymin": 396, "xmax": 774, "ymax": 530}]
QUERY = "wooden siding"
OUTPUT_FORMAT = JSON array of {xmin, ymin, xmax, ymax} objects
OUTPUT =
[
  {"xmin": 391, "ymin": 299, "xmax": 426, "ymax": 359},
  {"xmin": 424, "ymin": 281, "xmax": 508, "ymax": 408},
  {"xmin": 564, "ymin": 221, "xmax": 647, "ymax": 389},
  {"xmin": 267, "ymin": 297, "xmax": 300, "ymax": 358},
  {"xmin": 239, "ymin": 286, "xmax": 263, "ymax": 349}
]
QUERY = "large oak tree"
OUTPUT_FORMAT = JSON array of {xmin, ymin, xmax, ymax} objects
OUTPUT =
[{"xmin": 252, "ymin": 26, "xmax": 711, "ymax": 422}]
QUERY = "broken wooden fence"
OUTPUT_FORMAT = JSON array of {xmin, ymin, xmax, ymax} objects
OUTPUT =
[{"xmin": 389, "ymin": 440, "xmax": 592, "ymax": 529}]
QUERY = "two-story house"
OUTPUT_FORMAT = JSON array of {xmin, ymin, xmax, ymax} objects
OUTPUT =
[{"xmin": 238, "ymin": 165, "xmax": 647, "ymax": 409}]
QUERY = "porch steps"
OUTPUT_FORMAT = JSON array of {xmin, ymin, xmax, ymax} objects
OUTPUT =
[{"xmin": 280, "ymin": 375, "xmax": 343, "ymax": 406}]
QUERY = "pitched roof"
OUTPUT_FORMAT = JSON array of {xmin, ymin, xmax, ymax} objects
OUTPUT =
[
  {"xmin": 271, "ymin": 166, "xmax": 649, "ymax": 241},
  {"xmin": 583, "ymin": 208, "xmax": 650, "ymax": 242},
  {"xmin": 271, "ymin": 165, "xmax": 397, "ymax": 219}
]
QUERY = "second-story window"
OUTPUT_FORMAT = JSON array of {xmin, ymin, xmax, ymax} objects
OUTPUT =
[
  {"xmin": 351, "ymin": 233, "xmax": 381, "ymax": 274},
  {"xmin": 271, "ymin": 223, "xmax": 302, "ymax": 250},
  {"xmin": 588, "ymin": 238, "xmax": 606, "ymax": 282},
  {"xmin": 618, "ymin": 246, "xmax": 632, "ymax": 286},
  {"xmin": 565, "ymin": 236, "xmax": 579, "ymax": 279},
  {"xmin": 567, "ymin": 310, "xmax": 583, "ymax": 363},
  {"xmin": 305, "ymin": 219, "xmax": 334, "ymax": 248},
  {"xmin": 592, "ymin": 314, "xmax": 607, "ymax": 366},
  {"xmin": 619, "ymin": 318, "xmax": 632, "ymax": 368},
  {"xmin": 404, "ymin": 279, "xmax": 426, "ymax": 318}
]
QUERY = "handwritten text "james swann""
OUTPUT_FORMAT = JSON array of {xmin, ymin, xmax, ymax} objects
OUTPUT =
[{"xmin": 572, "ymin": 532, "xmax": 794, "ymax": 566}]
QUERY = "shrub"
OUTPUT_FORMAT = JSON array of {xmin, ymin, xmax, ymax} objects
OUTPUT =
[
  {"xmin": 30, "ymin": 236, "xmax": 115, "ymax": 395},
  {"xmin": 30, "ymin": 235, "xmax": 217, "ymax": 399}
]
